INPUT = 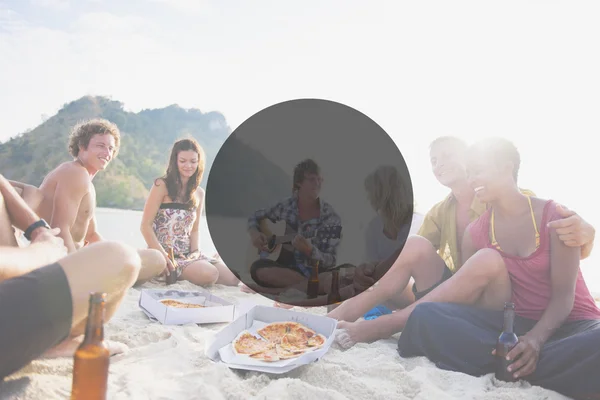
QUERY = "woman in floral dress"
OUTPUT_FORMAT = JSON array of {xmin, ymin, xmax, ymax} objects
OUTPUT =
[{"xmin": 140, "ymin": 138, "xmax": 239, "ymax": 286}]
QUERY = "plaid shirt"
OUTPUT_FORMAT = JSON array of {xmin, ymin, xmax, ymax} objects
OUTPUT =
[{"xmin": 248, "ymin": 194, "xmax": 342, "ymax": 277}]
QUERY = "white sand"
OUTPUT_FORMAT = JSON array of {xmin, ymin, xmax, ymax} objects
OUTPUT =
[{"xmin": 1, "ymin": 281, "xmax": 576, "ymax": 400}]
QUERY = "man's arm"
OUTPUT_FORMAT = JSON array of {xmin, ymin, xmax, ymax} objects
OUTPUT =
[
  {"xmin": 0, "ymin": 174, "xmax": 48, "ymax": 241},
  {"xmin": 305, "ymin": 208, "xmax": 342, "ymax": 268},
  {"xmin": 460, "ymin": 223, "xmax": 478, "ymax": 269},
  {"xmin": 416, "ymin": 208, "xmax": 442, "ymax": 252},
  {"xmin": 0, "ymin": 240, "xmax": 66, "ymax": 282},
  {"xmin": 8, "ymin": 179, "xmax": 44, "ymax": 212},
  {"xmin": 547, "ymin": 204, "xmax": 595, "ymax": 260},
  {"xmin": 84, "ymin": 215, "xmax": 103, "ymax": 244},
  {"xmin": 49, "ymin": 169, "xmax": 89, "ymax": 253},
  {"xmin": 247, "ymin": 200, "xmax": 285, "ymax": 234}
]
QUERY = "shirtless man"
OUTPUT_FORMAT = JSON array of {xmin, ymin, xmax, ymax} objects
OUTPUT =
[
  {"xmin": 329, "ymin": 136, "xmax": 596, "ymax": 348},
  {"xmin": 0, "ymin": 173, "xmax": 140, "ymax": 380},
  {"xmin": 11, "ymin": 119, "xmax": 164, "ymax": 284}
]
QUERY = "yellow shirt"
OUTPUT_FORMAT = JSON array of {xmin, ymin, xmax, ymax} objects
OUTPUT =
[{"xmin": 417, "ymin": 188, "xmax": 535, "ymax": 273}]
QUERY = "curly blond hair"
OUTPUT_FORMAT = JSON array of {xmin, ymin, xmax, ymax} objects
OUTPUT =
[{"xmin": 68, "ymin": 118, "xmax": 121, "ymax": 158}]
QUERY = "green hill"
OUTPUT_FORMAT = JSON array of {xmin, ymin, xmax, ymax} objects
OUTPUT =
[
  {"xmin": 206, "ymin": 134, "xmax": 293, "ymax": 218},
  {"xmin": 0, "ymin": 95, "xmax": 290, "ymax": 214}
]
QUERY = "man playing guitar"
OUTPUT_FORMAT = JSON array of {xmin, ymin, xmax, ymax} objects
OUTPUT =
[{"xmin": 246, "ymin": 159, "xmax": 342, "ymax": 293}]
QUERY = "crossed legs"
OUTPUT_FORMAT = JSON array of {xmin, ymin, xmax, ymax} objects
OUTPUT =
[
  {"xmin": 335, "ymin": 248, "xmax": 512, "ymax": 348},
  {"xmin": 0, "ymin": 241, "xmax": 142, "ymax": 379},
  {"xmin": 328, "ymin": 235, "xmax": 447, "ymax": 322},
  {"xmin": 180, "ymin": 259, "xmax": 240, "ymax": 286},
  {"xmin": 44, "ymin": 241, "xmax": 143, "ymax": 357}
]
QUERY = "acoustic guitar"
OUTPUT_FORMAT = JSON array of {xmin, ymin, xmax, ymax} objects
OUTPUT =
[{"xmin": 246, "ymin": 219, "xmax": 342, "ymax": 267}]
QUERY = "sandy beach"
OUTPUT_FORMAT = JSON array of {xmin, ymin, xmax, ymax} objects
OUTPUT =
[{"xmin": 0, "ymin": 279, "xmax": 579, "ymax": 400}]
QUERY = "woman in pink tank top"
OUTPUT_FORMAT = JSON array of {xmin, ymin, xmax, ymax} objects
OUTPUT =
[
  {"xmin": 464, "ymin": 140, "xmax": 600, "ymax": 323},
  {"xmin": 468, "ymin": 198, "xmax": 600, "ymax": 322},
  {"xmin": 397, "ymin": 137, "xmax": 600, "ymax": 399}
]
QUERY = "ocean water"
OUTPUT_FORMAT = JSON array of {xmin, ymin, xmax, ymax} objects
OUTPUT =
[{"xmin": 95, "ymin": 207, "xmax": 600, "ymax": 296}]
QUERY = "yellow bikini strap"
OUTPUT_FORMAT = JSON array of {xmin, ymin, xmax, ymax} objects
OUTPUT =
[
  {"xmin": 490, "ymin": 195, "xmax": 540, "ymax": 250},
  {"xmin": 526, "ymin": 195, "xmax": 540, "ymax": 248},
  {"xmin": 491, "ymin": 209, "xmax": 500, "ymax": 250}
]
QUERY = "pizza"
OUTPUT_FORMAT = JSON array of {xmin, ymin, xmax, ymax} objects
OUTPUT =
[
  {"xmin": 232, "ymin": 331, "xmax": 274, "ymax": 355},
  {"xmin": 307, "ymin": 333, "xmax": 326, "ymax": 348},
  {"xmin": 257, "ymin": 322, "xmax": 316, "ymax": 344},
  {"xmin": 160, "ymin": 299, "xmax": 205, "ymax": 308},
  {"xmin": 232, "ymin": 321, "xmax": 326, "ymax": 363}
]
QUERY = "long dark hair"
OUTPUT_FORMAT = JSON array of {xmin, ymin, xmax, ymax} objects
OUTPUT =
[{"xmin": 156, "ymin": 138, "xmax": 205, "ymax": 207}]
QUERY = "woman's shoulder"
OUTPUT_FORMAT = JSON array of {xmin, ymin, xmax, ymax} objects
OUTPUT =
[
  {"xmin": 528, "ymin": 196, "xmax": 561, "ymax": 222},
  {"xmin": 153, "ymin": 177, "xmax": 167, "ymax": 189}
]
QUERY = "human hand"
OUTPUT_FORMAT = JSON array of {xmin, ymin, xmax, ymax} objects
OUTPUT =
[
  {"xmin": 29, "ymin": 225, "xmax": 55, "ymax": 243},
  {"xmin": 250, "ymin": 230, "xmax": 268, "ymax": 250},
  {"xmin": 31, "ymin": 226, "xmax": 61, "ymax": 244},
  {"xmin": 292, "ymin": 235, "xmax": 312, "ymax": 255},
  {"xmin": 548, "ymin": 204, "xmax": 594, "ymax": 247},
  {"xmin": 353, "ymin": 262, "xmax": 377, "ymax": 293},
  {"xmin": 162, "ymin": 252, "xmax": 176, "ymax": 276},
  {"xmin": 30, "ymin": 228, "xmax": 67, "ymax": 263},
  {"xmin": 493, "ymin": 335, "xmax": 541, "ymax": 379}
]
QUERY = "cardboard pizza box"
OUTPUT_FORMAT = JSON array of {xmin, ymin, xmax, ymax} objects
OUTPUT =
[
  {"xmin": 204, "ymin": 305, "xmax": 338, "ymax": 374},
  {"xmin": 139, "ymin": 288, "xmax": 254, "ymax": 325}
]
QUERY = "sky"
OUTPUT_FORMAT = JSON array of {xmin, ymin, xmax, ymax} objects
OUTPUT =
[{"xmin": 1, "ymin": 0, "xmax": 600, "ymax": 291}]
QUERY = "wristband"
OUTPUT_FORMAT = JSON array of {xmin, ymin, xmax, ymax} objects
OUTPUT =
[{"xmin": 24, "ymin": 219, "xmax": 50, "ymax": 241}]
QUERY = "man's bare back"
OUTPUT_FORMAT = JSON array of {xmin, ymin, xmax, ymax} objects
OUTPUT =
[{"xmin": 37, "ymin": 161, "xmax": 96, "ymax": 251}]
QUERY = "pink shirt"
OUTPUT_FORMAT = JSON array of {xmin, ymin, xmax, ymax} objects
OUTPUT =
[{"xmin": 469, "ymin": 199, "xmax": 600, "ymax": 321}]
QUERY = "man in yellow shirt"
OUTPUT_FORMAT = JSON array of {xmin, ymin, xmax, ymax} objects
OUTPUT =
[{"xmin": 327, "ymin": 136, "xmax": 596, "ymax": 347}]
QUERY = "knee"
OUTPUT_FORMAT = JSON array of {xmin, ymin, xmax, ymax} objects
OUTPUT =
[
  {"xmin": 471, "ymin": 248, "xmax": 506, "ymax": 275},
  {"xmin": 194, "ymin": 263, "xmax": 219, "ymax": 285},
  {"xmin": 255, "ymin": 266, "xmax": 268, "ymax": 281},
  {"xmin": 143, "ymin": 248, "xmax": 166, "ymax": 274},
  {"xmin": 207, "ymin": 265, "xmax": 219, "ymax": 284},
  {"xmin": 403, "ymin": 235, "xmax": 437, "ymax": 264},
  {"xmin": 93, "ymin": 241, "xmax": 142, "ymax": 280}
]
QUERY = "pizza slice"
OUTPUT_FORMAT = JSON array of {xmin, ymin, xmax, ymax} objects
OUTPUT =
[
  {"xmin": 160, "ymin": 299, "xmax": 205, "ymax": 308},
  {"xmin": 249, "ymin": 346, "xmax": 280, "ymax": 362},
  {"xmin": 232, "ymin": 331, "xmax": 274, "ymax": 356},
  {"xmin": 275, "ymin": 344, "xmax": 306, "ymax": 360},
  {"xmin": 307, "ymin": 333, "xmax": 326, "ymax": 349},
  {"xmin": 258, "ymin": 322, "xmax": 316, "ymax": 344},
  {"xmin": 257, "ymin": 322, "xmax": 292, "ymax": 343}
]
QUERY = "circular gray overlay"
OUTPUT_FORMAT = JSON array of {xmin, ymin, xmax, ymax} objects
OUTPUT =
[{"xmin": 206, "ymin": 99, "xmax": 413, "ymax": 307}]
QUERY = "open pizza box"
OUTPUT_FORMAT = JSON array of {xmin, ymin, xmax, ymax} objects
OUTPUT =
[
  {"xmin": 139, "ymin": 288, "xmax": 253, "ymax": 325},
  {"xmin": 205, "ymin": 305, "xmax": 338, "ymax": 374}
]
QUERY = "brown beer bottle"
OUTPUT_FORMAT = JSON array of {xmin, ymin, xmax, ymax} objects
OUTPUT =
[
  {"xmin": 307, "ymin": 259, "xmax": 320, "ymax": 299},
  {"xmin": 495, "ymin": 302, "xmax": 519, "ymax": 382},
  {"xmin": 166, "ymin": 247, "xmax": 178, "ymax": 285},
  {"xmin": 71, "ymin": 292, "xmax": 110, "ymax": 400},
  {"xmin": 326, "ymin": 269, "xmax": 341, "ymax": 312}
]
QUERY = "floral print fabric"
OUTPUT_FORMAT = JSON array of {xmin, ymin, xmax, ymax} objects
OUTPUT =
[{"xmin": 152, "ymin": 202, "xmax": 217, "ymax": 276}]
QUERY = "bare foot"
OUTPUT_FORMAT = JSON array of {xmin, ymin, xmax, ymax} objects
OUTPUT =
[
  {"xmin": 239, "ymin": 282, "xmax": 256, "ymax": 294},
  {"xmin": 335, "ymin": 320, "xmax": 383, "ymax": 350},
  {"xmin": 42, "ymin": 336, "xmax": 129, "ymax": 358},
  {"xmin": 273, "ymin": 301, "xmax": 294, "ymax": 309}
]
